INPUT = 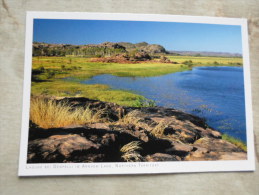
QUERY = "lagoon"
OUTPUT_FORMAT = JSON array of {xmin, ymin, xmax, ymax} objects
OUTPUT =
[{"xmin": 82, "ymin": 66, "xmax": 246, "ymax": 142}]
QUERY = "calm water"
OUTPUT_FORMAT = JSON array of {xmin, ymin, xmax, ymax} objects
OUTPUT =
[{"xmin": 82, "ymin": 66, "xmax": 246, "ymax": 142}]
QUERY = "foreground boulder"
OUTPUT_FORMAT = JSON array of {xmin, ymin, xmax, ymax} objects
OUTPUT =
[
  {"xmin": 28, "ymin": 134, "xmax": 102, "ymax": 163},
  {"xmin": 27, "ymin": 97, "xmax": 247, "ymax": 163}
]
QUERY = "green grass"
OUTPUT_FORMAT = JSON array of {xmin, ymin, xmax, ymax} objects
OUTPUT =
[
  {"xmin": 32, "ymin": 56, "xmax": 243, "ymax": 81},
  {"xmin": 31, "ymin": 55, "xmax": 243, "ymax": 107},
  {"xmin": 31, "ymin": 80, "xmax": 146, "ymax": 106},
  {"xmin": 32, "ymin": 56, "xmax": 189, "ymax": 79},
  {"xmin": 222, "ymin": 134, "xmax": 247, "ymax": 152},
  {"xmin": 167, "ymin": 55, "xmax": 243, "ymax": 66}
]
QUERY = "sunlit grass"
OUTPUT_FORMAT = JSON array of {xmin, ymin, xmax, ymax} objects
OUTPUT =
[
  {"xmin": 120, "ymin": 141, "xmax": 143, "ymax": 162},
  {"xmin": 116, "ymin": 110, "xmax": 151, "ymax": 131},
  {"xmin": 32, "ymin": 56, "xmax": 243, "ymax": 81},
  {"xmin": 167, "ymin": 55, "xmax": 243, "ymax": 66},
  {"xmin": 150, "ymin": 120, "xmax": 171, "ymax": 137},
  {"xmin": 118, "ymin": 110, "xmax": 141, "ymax": 124},
  {"xmin": 31, "ymin": 80, "xmax": 146, "ymax": 106},
  {"xmin": 30, "ymin": 97, "xmax": 105, "ymax": 129},
  {"xmin": 32, "ymin": 56, "xmax": 189, "ymax": 79},
  {"xmin": 221, "ymin": 134, "xmax": 247, "ymax": 152}
]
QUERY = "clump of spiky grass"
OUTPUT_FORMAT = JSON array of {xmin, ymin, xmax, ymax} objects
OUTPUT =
[
  {"xmin": 120, "ymin": 141, "xmax": 143, "ymax": 162},
  {"xmin": 116, "ymin": 110, "xmax": 150, "ymax": 131},
  {"xmin": 119, "ymin": 110, "xmax": 141, "ymax": 125},
  {"xmin": 120, "ymin": 141, "xmax": 142, "ymax": 153},
  {"xmin": 150, "ymin": 120, "xmax": 171, "ymax": 137},
  {"xmin": 30, "ymin": 97, "xmax": 105, "ymax": 129}
]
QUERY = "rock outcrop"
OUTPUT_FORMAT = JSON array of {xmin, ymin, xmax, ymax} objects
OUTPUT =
[
  {"xmin": 90, "ymin": 52, "xmax": 152, "ymax": 63},
  {"xmin": 32, "ymin": 41, "xmax": 168, "ymax": 57},
  {"xmin": 27, "ymin": 97, "xmax": 247, "ymax": 163},
  {"xmin": 117, "ymin": 42, "xmax": 167, "ymax": 54}
]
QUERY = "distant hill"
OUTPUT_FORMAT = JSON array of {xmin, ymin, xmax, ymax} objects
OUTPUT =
[
  {"xmin": 118, "ymin": 42, "xmax": 167, "ymax": 54},
  {"xmin": 169, "ymin": 51, "xmax": 242, "ymax": 57},
  {"xmin": 32, "ymin": 42, "xmax": 241, "ymax": 58},
  {"xmin": 32, "ymin": 42, "xmax": 168, "ymax": 57}
]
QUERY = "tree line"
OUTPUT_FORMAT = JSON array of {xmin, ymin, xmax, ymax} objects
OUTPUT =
[{"xmin": 33, "ymin": 46, "xmax": 126, "ymax": 57}]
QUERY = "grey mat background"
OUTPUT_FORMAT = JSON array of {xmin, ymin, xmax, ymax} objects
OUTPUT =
[{"xmin": 0, "ymin": 0, "xmax": 258, "ymax": 194}]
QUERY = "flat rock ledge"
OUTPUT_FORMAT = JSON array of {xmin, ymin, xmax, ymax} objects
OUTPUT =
[{"xmin": 28, "ymin": 97, "xmax": 246, "ymax": 163}]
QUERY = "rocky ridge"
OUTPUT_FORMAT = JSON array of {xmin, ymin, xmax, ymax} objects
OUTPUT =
[
  {"xmin": 32, "ymin": 42, "xmax": 168, "ymax": 57},
  {"xmin": 27, "ymin": 97, "xmax": 247, "ymax": 163}
]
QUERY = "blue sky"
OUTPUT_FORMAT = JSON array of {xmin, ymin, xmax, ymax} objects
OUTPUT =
[{"xmin": 33, "ymin": 19, "xmax": 242, "ymax": 53}]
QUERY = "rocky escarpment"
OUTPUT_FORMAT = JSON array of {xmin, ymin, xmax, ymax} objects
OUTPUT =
[
  {"xmin": 32, "ymin": 41, "xmax": 168, "ymax": 57},
  {"xmin": 27, "ymin": 97, "xmax": 247, "ymax": 163},
  {"xmin": 118, "ymin": 42, "xmax": 167, "ymax": 54}
]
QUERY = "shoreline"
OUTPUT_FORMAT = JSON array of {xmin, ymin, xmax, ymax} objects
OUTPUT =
[{"xmin": 28, "ymin": 96, "xmax": 247, "ymax": 163}]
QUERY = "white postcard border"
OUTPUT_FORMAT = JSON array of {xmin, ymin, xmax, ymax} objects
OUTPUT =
[{"xmin": 19, "ymin": 12, "xmax": 255, "ymax": 176}]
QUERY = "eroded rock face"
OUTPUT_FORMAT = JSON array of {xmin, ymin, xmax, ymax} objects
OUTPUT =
[
  {"xmin": 28, "ymin": 97, "xmax": 247, "ymax": 163},
  {"xmin": 193, "ymin": 137, "xmax": 244, "ymax": 153},
  {"xmin": 146, "ymin": 153, "xmax": 181, "ymax": 162},
  {"xmin": 185, "ymin": 151, "xmax": 247, "ymax": 161},
  {"xmin": 28, "ymin": 134, "xmax": 101, "ymax": 163}
]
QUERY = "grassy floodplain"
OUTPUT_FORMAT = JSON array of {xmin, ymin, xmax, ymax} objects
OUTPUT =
[
  {"xmin": 168, "ymin": 55, "xmax": 243, "ymax": 66},
  {"xmin": 31, "ymin": 56, "xmax": 190, "ymax": 106},
  {"xmin": 31, "ymin": 55, "xmax": 243, "ymax": 106}
]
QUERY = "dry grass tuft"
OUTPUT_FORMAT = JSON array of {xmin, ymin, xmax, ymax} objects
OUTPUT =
[
  {"xmin": 120, "ymin": 141, "xmax": 142, "ymax": 153},
  {"xmin": 30, "ymin": 97, "xmax": 105, "ymax": 129},
  {"xmin": 116, "ymin": 110, "xmax": 150, "ymax": 130},
  {"xmin": 120, "ymin": 141, "xmax": 143, "ymax": 162},
  {"xmin": 119, "ymin": 110, "xmax": 141, "ymax": 125},
  {"xmin": 150, "ymin": 120, "xmax": 171, "ymax": 137}
]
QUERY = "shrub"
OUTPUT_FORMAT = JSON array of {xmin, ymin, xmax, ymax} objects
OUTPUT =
[
  {"xmin": 32, "ymin": 67, "xmax": 45, "ymax": 75},
  {"xmin": 46, "ymin": 71, "xmax": 55, "ymax": 79},
  {"xmin": 132, "ymin": 99, "xmax": 156, "ymax": 107},
  {"xmin": 39, "ymin": 66, "xmax": 45, "ymax": 72},
  {"xmin": 183, "ymin": 60, "xmax": 193, "ymax": 67},
  {"xmin": 95, "ymin": 54, "xmax": 102, "ymax": 58}
]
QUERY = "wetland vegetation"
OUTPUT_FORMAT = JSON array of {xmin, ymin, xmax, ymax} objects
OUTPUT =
[{"xmin": 31, "ymin": 44, "xmax": 243, "ymax": 107}]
